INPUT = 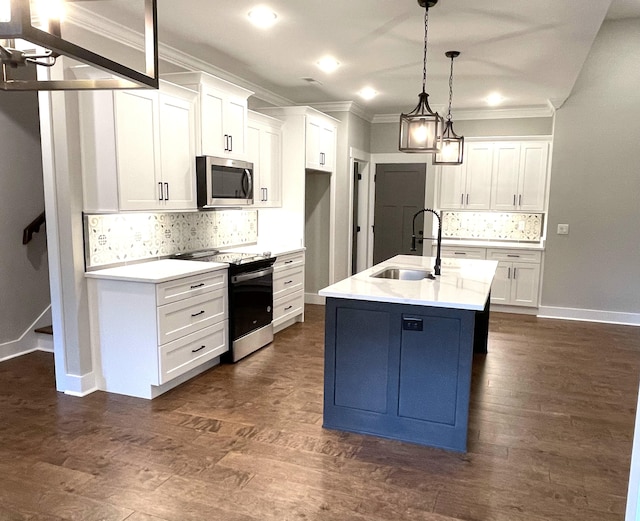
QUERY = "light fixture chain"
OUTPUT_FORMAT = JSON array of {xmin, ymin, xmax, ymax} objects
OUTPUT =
[
  {"xmin": 447, "ymin": 54, "xmax": 454, "ymax": 120},
  {"xmin": 422, "ymin": 5, "xmax": 429, "ymax": 93}
]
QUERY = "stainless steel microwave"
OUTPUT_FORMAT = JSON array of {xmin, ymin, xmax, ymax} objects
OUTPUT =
[{"xmin": 196, "ymin": 156, "xmax": 254, "ymax": 207}]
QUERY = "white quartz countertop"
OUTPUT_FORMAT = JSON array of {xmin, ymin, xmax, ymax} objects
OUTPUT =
[
  {"xmin": 85, "ymin": 259, "xmax": 227, "ymax": 283},
  {"xmin": 319, "ymin": 255, "xmax": 498, "ymax": 311}
]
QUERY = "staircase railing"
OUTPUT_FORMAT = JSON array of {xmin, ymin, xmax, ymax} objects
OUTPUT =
[{"xmin": 22, "ymin": 211, "xmax": 46, "ymax": 245}]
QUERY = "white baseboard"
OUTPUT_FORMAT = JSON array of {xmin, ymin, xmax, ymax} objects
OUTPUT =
[
  {"xmin": 491, "ymin": 304, "xmax": 538, "ymax": 315},
  {"xmin": 305, "ymin": 292, "xmax": 325, "ymax": 305},
  {"xmin": 538, "ymin": 306, "xmax": 640, "ymax": 326},
  {"xmin": 0, "ymin": 306, "xmax": 52, "ymax": 362},
  {"xmin": 59, "ymin": 371, "xmax": 99, "ymax": 397}
]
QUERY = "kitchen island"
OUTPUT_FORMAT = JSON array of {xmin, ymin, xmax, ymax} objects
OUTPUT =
[{"xmin": 318, "ymin": 254, "xmax": 498, "ymax": 452}]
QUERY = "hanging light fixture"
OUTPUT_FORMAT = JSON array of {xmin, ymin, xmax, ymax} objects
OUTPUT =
[
  {"xmin": 399, "ymin": 0, "xmax": 442, "ymax": 153},
  {"xmin": 433, "ymin": 50, "xmax": 464, "ymax": 165},
  {"xmin": 0, "ymin": 0, "xmax": 158, "ymax": 91}
]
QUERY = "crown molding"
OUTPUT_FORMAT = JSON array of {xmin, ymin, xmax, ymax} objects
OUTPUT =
[
  {"xmin": 303, "ymin": 101, "xmax": 374, "ymax": 122},
  {"xmin": 65, "ymin": 6, "xmax": 293, "ymax": 108},
  {"xmin": 373, "ymin": 104, "xmax": 555, "ymax": 124}
]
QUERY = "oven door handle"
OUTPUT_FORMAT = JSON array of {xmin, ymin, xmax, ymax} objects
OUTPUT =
[{"xmin": 232, "ymin": 267, "xmax": 273, "ymax": 283}]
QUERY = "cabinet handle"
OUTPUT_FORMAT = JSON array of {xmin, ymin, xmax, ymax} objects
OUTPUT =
[
  {"xmin": 192, "ymin": 345, "xmax": 206, "ymax": 353},
  {"xmin": 224, "ymin": 134, "xmax": 229, "ymax": 151},
  {"xmin": 513, "ymin": 194, "xmax": 516, "ymax": 206},
  {"xmin": 284, "ymin": 280, "xmax": 293, "ymax": 285},
  {"xmin": 264, "ymin": 187, "xmax": 268, "ymax": 201},
  {"xmin": 513, "ymin": 267, "xmax": 517, "ymax": 279},
  {"xmin": 454, "ymin": 252, "xmax": 467, "ymax": 255},
  {"xmin": 518, "ymin": 194, "xmax": 522, "ymax": 207},
  {"xmin": 320, "ymin": 152, "xmax": 325, "ymax": 165},
  {"xmin": 158, "ymin": 182, "xmax": 164, "ymax": 201},
  {"xmin": 284, "ymin": 305, "xmax": 293, "ymax": 311},
  {"xmin": 164, "ymin": 182, "xmax": 169, "ymax": 201},
  {"xmin": 466, "ymin": 194, "xmax": 469, "ymax": 205},
  {"xmin": 284, "ymin": 260, "xmax": 294, "ymax": 264},
  {"xmin": 460, "ymin": 193, "xmax": 464, "ymax": 205},
  {"xmin": 507, "ymin": 267, "xmax": 511, "ymax": 279},
  {"xmin": 229, "ymin": 134, "xmax": 233, "ymax": 152},
  {"xmin": 507, "ymin": 254, "xmax": 520, "ymax": 258},
  {"xmin": 191, "ymin": 310, "xmax": 205, "ymax": 317},
  {"xmin": 190, "ymin": 283, "xmax": 205, "ymax": 289}
]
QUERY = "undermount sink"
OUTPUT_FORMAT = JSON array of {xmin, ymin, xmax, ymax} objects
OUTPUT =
[{"xmin": 371, "ymin": 267, "xmax": 433, "ymax": 281}]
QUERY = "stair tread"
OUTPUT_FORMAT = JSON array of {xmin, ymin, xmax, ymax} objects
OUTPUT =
[{"xmin": 35, "ymin": 325, "xmax": 53, "ymax": 335}]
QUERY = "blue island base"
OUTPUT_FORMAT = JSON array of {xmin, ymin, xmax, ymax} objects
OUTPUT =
[{"xmin": 323, "ymin": 296, "xmax": 489, "ymax": 452}]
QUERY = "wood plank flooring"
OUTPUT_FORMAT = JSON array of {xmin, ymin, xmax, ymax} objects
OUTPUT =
[{"xmin": 1, "ymin": 305, "xmax": 639, "ymax": 520}]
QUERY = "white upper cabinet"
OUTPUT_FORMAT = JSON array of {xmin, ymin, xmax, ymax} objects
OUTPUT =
[
  {"xmin": 491, "ymin": 141, "xmax": 549, "ymax": 211},
  {"xmin": 438, "ymin": 142, "xmax": 493, "ymax": 210},
  {"xmin": 305, "ymin": 116, "xmax": 336, "ymax": 172},
  {"xmin": 79, "ymin": 81, "xmax": 198, "ymax": 212},
  {"xmin": 437, "ymin": 139, "xmax": 550, "ymax": 212},
  {"xmin": 162, "ymin": 72, "xmax": 253, "ymax": 160},
  {"xmin": 247, "ymin": 110, "xmax": 283, "ymax": 208}
]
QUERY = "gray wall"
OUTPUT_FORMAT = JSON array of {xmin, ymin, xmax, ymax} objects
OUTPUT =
[
  {"xmin": 0, "ymin": 92, "xmax": 50, "ymax": 343},
  {"xmin": 542, "ymin": 18, "xmax": 640, "ymax": 313},
  {"xmin": 371, "ymin": 117, "xmax": 553, "ymax": 153}
]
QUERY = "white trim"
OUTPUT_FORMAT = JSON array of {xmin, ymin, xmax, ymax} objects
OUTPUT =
[
  {"xmin": 305, "ymin": 101, "xmax": 374, "ymax": 122},
  {"xmin": 490, "ymin": 304, "xmax": 539, "ymax": 316},
  {"xmin": 61, "ymin": 372, "xmax": 99, "ymax": 397},
  {"xmin": 537, "ymin": 306, "xmax": 640, "ymax": 326},
  {"xmin": 0, "ymin": 305, "xmax": 53, "ymax": 361},
  {"xmin": 373, "ymin": 105, "xmax": 554, "ymax": 124}
]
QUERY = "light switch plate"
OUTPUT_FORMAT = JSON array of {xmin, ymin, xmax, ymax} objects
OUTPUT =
[{"xmin": 557, "ymin": 223, "xmax": 569, "ymax": 235}]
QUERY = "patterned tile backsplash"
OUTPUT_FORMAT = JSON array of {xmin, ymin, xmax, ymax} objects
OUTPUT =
[
  {"xmin": 84, "ymin": 210, "xmax": 258, "ymax": 269},
  {"xmin": 441, "ymin": 211, "xmax": 543, "ymax": 242}
]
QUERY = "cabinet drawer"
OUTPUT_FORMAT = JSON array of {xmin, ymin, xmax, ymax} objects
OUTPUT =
[
  {"xmin": 273, "ymin": 265, "xmax": 304, "ymax": 300},
  {"xmin": 274, "ymin": 251, "xmax": 305, "ymax": 271},
  {"xmin": 159, "ymin": 320, "xmax": 228, "ymax": 384},
  {"xmin": 156, "ymin": 269, "xmax": 227, "ymax": 306},
  {"xmin": 486, "ymin": 249, "xmax": 542, "ymax": 263},
  {"xmin": 438, "ymin": 246, "xmax": 487, "ymax": 260},
  {"xmin": 273, "ymin": 290, "xmax": 304, "ymax": 324},
  {"xmin": 157, "ymin": 288, "xmax": 227, "ymax": 345}
]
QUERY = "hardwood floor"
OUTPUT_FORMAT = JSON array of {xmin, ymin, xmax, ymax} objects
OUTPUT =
[{"xmin": 1, "ymin": 305, "xmax": 639, "ymax": 521}]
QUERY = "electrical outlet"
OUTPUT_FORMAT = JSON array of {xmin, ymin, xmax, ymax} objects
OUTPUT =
[
  {"xmin": 518, "ymin": 221, "xmax": 525, "ymax": 231},
  {"xmin": 557, "ymin": 223, "xmax": 569, "ymax": 235}
]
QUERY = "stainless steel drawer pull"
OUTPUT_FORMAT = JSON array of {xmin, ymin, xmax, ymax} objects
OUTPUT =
[
  {"xmin": 284, "ymin": 305, "xmax": 293, "ymax": 311},
  {"xmin": 284, "ymin": 260, "xmax": 294, "ymax": 264},
  {"xmin": 507, "ymin": 254, "xmax": 520, "ymax": 258},
  {"xmin": 190, "ymin": 283, "xmax": 205, "ymax": 289},
  {"xmin": 191, "ymin": 310, "xmax": 205, "ymax": 317},
  {"xmin": 192, "ymin": 345, "xmax": 206, "ymax": 353},
  {"xmin": 284, "ymin": 280, "xmax": 293, "ymax": 285},
  {"xmin": 454, "ymin": 252, "xmax": 467, "ymax": 255}
]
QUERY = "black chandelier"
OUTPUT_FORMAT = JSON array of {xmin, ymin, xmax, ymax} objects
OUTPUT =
[{"xmin": 433, "ymin": 50, "xmax": 464, "ymax": 165}]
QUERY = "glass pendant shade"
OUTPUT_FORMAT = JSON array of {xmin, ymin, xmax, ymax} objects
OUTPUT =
[
  {"xmin": 433, "ymin": 120, "xmax": 464, "ymax": 164},
  {"xmin": 399, "ymin": 91, "xmax": 443, "ymax": 152}
]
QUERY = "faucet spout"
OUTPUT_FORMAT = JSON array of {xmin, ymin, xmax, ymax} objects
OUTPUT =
[{"xmin": 411, "ymin": 208, "xmax": 442, "ymax": 276}]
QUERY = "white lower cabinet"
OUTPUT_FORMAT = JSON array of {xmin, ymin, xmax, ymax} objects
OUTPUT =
[
  {"xmin": 273, "ymin": 251, "xmax": 305, "ymax": 331},
  {"xmin": 486, "ymin": 249, "xmax": 542, "ymax": 307},
  {"xmin": 437, "ymin": 245, "xmax": 542, "ymax": 308},
  {"xmin": 90, "ymin": 268, "xmax": 228, "ymax": 399}
]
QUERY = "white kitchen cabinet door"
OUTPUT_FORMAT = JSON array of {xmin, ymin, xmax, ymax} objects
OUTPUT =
[
  {"xmin": 159, "ymin": 90, "xmax": 197, "ymax": 210},
  {"xmin": 200, "ymin": 86, "xmax": 226, "ymax": 157},
  {"xmin": 491, "ymin": 142, "xmax": 521, "ymax": 211},
  {"xmin": 510, "ymin": 262, "xmax": 540, "ymax": 306},
  {"xmin": 114, "ymin": 89, "xmax": 161, "ymax": 211},
  {"xmin": 437, "ymin": 163, "xmax": 466, "ymax": 209},
  {"xmin": 489, "ymin": 263, "xmax": 511, "ymax": 304},
  {"xmin": 518, "ymin": 142, "xmax": 548, "ymax": 211},
  {"xmin": 305, "ymin": 116, "xmax": 335, "ymax": 172},
  {"xmin": 247, "ymin": 111, "xmax": 283, "ymax": 207},
  {"xmin": 464, "ymin": 142, "xmax": 493, "ymax": 210},
  {"xmin": 224, "ymin": 95, "xmax": 248, "ymax": 158}
]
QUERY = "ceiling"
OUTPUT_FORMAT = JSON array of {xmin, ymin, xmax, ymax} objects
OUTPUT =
[{"xmin": 90, "ymin": 0, "xmax": 640, "ymax": 117}]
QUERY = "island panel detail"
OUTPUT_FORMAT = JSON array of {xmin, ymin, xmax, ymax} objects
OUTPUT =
[{"xmin": 323, "ymin": 297, "xmax": 479, "ymax": 452}]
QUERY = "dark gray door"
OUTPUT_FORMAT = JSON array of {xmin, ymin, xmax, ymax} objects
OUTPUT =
[{"xmin": 373, "ymin": 163, "xmax": 426, "ymax": 264}]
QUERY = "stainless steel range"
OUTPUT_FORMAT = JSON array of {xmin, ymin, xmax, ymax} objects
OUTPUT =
[{"xmin": 173, "ymin": 249, "xmax": 275, "ymax": 362}]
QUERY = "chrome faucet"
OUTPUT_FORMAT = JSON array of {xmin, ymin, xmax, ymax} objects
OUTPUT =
[{"xmin": 411, "ymin": 208, "xmax": 442, "ymax": 276}]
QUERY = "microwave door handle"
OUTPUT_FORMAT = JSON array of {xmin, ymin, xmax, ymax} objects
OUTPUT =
[{"xmin": 242, "ymin": 169, "xmax": 253, "ymax": 198}]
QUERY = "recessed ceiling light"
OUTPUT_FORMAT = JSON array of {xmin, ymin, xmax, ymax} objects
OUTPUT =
[
  {"xmin": 486, "ymin": 92, "xmax": 505, "ymax": 106},
  {"xmin": 358, "ymin": 87, "xmax": 378, "ymax": 101},
  {"xmin": 316, "ymin": 56, "xmax": 340, "ymax": 74},
  {"xmin": 247, "ymin": 5, "xmax": 278, "ymax": 29}
]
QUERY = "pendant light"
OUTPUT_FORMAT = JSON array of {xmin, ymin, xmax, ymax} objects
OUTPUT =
[
  {"xmin": 433, "ymin": 51, "xmax": 464, "ymax": 165},
  {"xmin": 399, "ymin": 0, "xmax": 443, "ymax": 153}
]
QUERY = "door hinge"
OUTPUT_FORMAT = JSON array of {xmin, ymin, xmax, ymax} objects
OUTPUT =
[
  {"xmin": 357, "ymin": 173, "xmax": 362, "ymax": 180},
  {"xmin": 356, "ymin": 226, "xmax": 361, "ymax": 232}
]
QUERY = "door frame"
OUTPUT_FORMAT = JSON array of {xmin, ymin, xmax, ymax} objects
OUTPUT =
[
  {"xmin": 348, "ymin": 147, "xmax": 371, "ymax": 274},
  {"xmin": 368, "ymin": 153, "xmax": 436, "ymax": 268}
]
